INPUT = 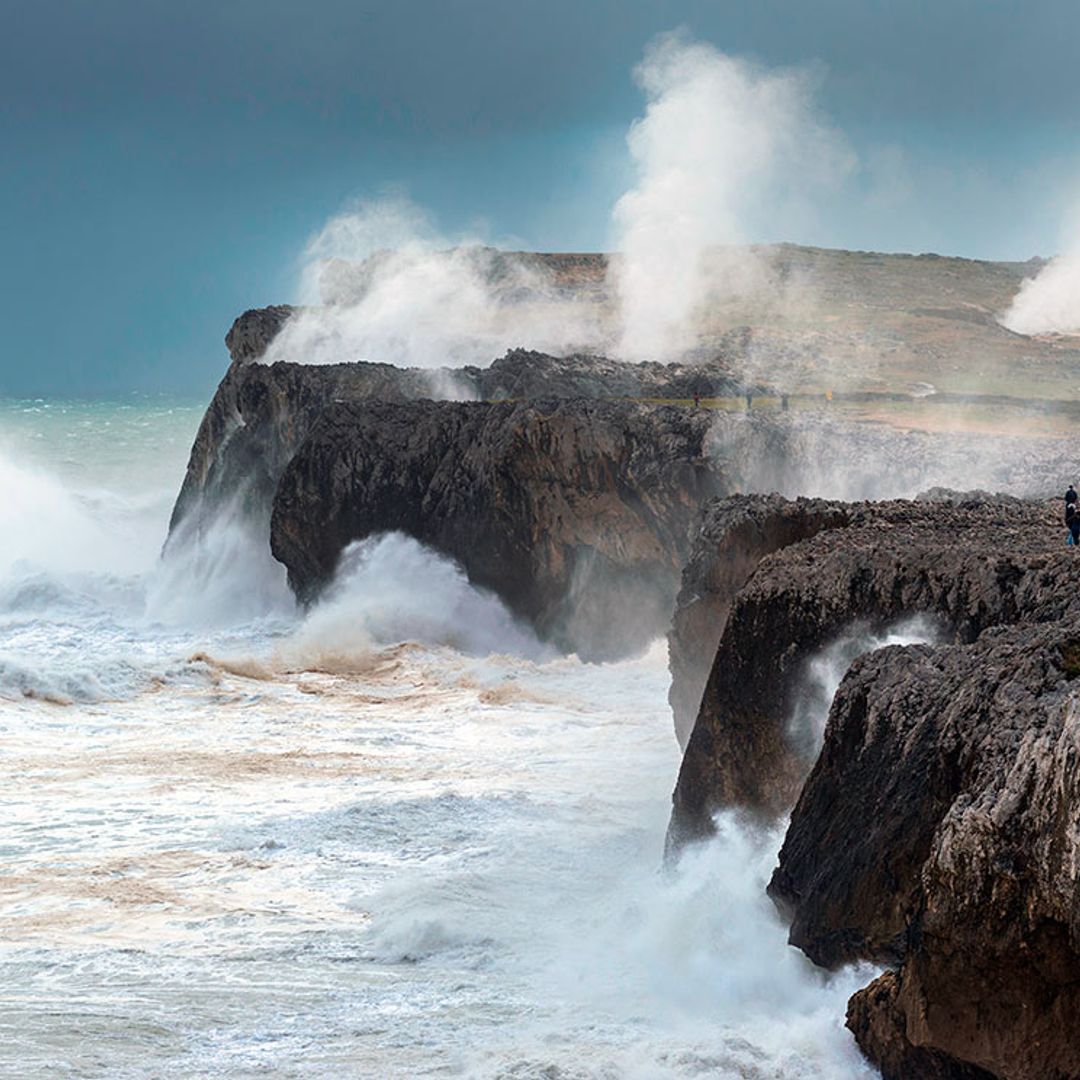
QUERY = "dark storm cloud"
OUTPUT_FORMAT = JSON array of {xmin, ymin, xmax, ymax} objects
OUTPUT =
[{"xmin": 2, "ymin": 0, "xmax": 1079, "ymax": 395}]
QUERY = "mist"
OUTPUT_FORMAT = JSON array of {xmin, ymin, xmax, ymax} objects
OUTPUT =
[
  {"xmin": 259, "ymin": 32, "xmax": 861, "ymax": 373},
  {"xmin": 261, "ymin": 194, "xmax": 608, "ymax": 371},
  {"xmin": 1001, "ymin": 204, "xmax": 1080, "ymax": 334},
  {"xmin": 608, "ymin": 32, "xmax": 853, "ymax": 361}
]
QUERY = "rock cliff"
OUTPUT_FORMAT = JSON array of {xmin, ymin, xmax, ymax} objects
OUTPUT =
[
  {"xmin": 170, "ymin": 304, "xmax": 1080, "ymax": 558},
  {"xmin": 167, "ymin": 306, "xmax": 744, "ymax": 546},
  {"xmin": 666, "ymin": 494, "xmax": 850, "ymax": 748},
  {"xmin": 270, "ymin": 398, "xmax": 724, "ymax": 659},
  {"xmin": 770, "ymin": 621, "xmax": 1080, "ymax": 1079},
  {"xmin": 667, "ymin": 490, "xmax": 1080, "ymax": 1077},
  {"xmin": 669, "ymin": 495, "xmax": 1069, "ymax": 841}
]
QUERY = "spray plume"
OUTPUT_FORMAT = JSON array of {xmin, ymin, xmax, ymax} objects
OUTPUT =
[
  {"xmin": 262, "ymin": 34, "xmax": 856, "ymax": 372},
  {"xmin": 262, "ymin": 194, "xmax": 606, "ymax": 370},
  {"xmin": 1001, "ymin": 203, "xmax": 1080, "ymax": 334},
  {"xmin": 609, "ymin": 31, "xmax": 853, "ymax": 361}
]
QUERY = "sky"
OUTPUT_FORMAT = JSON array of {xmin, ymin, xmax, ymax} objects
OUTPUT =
[{"xmin": 3, "ymin": 0, "xmax": 1080, "ymax": 397}]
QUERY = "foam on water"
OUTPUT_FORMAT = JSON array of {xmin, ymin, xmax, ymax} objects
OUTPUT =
[{"xmin": 0, "ymin": 400, "xmax": 878, "ymax": 1078}]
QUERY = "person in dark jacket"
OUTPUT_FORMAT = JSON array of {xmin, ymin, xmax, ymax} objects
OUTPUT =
[
  {"xmin": 1068, "ymin": 504, "xmax": 1080, "ymax": 546},
  {"xmin": 1067, "ymin": 485, "xmax": 1078, "ymax": 508}
]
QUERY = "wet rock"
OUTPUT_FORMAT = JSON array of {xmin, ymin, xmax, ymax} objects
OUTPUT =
[
  {"xmin": 667, "ymin": 494, "xmax": 850, "ymax": 748},
  {"xmin": 269, "ymin": 398, "xmax": 724, "ymax": 660},
  {"xmin": 224, "ymin": 306, "xmax": 296, "ymax": 365},
  {"xmin": 846, "ymin": 972, "xmax": 998, "ymax": 1080},
  {"xmin": 669, "ymin": 495, "xmax": 1071, "ymax": 841},
  {"xmin": 167, "ymin": 310, "xmax": 745, "ymax": 546},
  {"xmin": 166, "ymin": 356, "xmax": 443, "ymax": 545},
  {"xmin": 771, "ymin": 622, "xmax": 1080, "ymax": 1079}
]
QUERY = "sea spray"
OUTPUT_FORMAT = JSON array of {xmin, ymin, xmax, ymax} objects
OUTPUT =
[
  {"xmin": 262, "ymin": 195, "xmax": 608, "ymax": 370},
  {"xmin": 283, "ymin": 533, "xmax": 549, "ymax": 669},
  {"xmin": 0, "ymin": 401, "xmax": 889, "ymax": 1077},
  {"xmin": 609, "ymin": 31, "xmax": 853, "ymax": 362},
  {"xmin": 788, "ymin": 616, "xmax": 941, "ymax": 754}
]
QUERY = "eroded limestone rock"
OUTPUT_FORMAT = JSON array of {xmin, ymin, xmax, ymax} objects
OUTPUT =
[
  {"xmin": 670, "ymin": 496, "xmax": 1068, "ymax": 840},
  {"xmin": 771, "ymin": 623, "xmax": 1080, "ymax": 1079},
  {"xmin": 270, "ymin": 398, "xmax": 724, "ymax": 660}
]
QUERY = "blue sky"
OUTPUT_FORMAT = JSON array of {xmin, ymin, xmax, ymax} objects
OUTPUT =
[{"xmin": 3, "ymin": 0, "xmax": 1080, "ymax": 397}]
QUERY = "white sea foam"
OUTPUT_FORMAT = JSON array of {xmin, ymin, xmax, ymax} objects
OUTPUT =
[
  {"xmin": 0, "ymin": 401, "xmax": 876, "ymax": 1078},
  {"xmin": 285, "ymin": 533, "xmax": 549, "ymax": 667}
]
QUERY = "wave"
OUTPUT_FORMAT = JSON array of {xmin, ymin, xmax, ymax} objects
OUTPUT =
[{"xmin": 281, "ymin": 532, "xmax": 549, "ymax": 668}]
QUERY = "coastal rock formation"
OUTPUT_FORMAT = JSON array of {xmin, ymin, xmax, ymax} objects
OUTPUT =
[
  {"xmin": 167, "ymin": 306, "xmax": 743, "ymax": 544},
  {"xmin": 170, "ymin": 303, "xmax": 1080, "ymax": 558},
  {"xmin": 224, "ymin": 305, "xmax": 296, "ymax": 364},
  {"xmin": 770, "ymin": 622, "xmax": 1080, "ymax": 1079},
  {"xmin": 669, "ymin": 495, "xmax": 1065, "ymax": 840},
  {"xmin": 667, "ymin": 494, "xmax": 850, "ymax": 747},
  {"xmin": 270, "ymin": 398, "xmax": 724, "ymax": 659},
  {"xmin": 166, "ymin": 353, "xmax": 442, "ymax": 541}
]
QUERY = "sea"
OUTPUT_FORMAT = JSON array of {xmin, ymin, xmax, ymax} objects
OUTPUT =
[{"xmin": 0, "ymin": 398, "xmax": 881, "ymax": 1078}]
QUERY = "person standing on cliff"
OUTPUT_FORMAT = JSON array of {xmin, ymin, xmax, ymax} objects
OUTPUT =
[
  {"xmin": 1067, "ymin": 484, "xmax": 1078, "ymax": 510},
  {"xmin": 1068, "ymin": 504, "xmax": 1080, "ymax": 546}
]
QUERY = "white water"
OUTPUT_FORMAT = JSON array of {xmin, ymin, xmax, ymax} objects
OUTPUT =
[{"xmin": 0, "ymin": 400, "xmax": 877, "ymax": 1078}]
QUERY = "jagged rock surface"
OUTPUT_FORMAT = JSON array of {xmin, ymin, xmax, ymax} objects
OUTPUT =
[
  {"xmin": 170, "ymin": 304, "xmax": 1080, "ymax": 554},
  {"xmin": 224, "ymin": 305, "xmax": 296, "ymax": 364},
  {"xmin": 167, "ymin": 307, "xmax": 745, "ymax": 544},
  {"xmin": 667, "ymin": 494, "xmax": 851, "ymax": 748},
  {"xmin": 270, "ymin": 399, "xmax": 724, "ymax": 659},
  {"xmin": 167, "ymin": 355, "xmax": 440, "ymax": 542},
  {"xmin": 669, "ymin": 496, "xmax": 1069, "ymax": 841},
  {"xmin": 770, "ymin": 622, "xmax": 1080, "ymax": 1079}
]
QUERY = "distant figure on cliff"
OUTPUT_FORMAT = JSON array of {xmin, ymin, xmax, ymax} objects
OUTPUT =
[
  {"xmin": 693, "ymin": 390, "xmax": 701, "ymax": 408},
  {"xmin": 781, "ymin": 393, "xmax": 790, "ymax": 411},
  {"xmin": 1067, "ymin": 504, "xmax": 1080, "ymax": 546},
  {"xmin": 745, "ymin": 391, "xmax": 753, "ymax": 411},
  {"xmin": 1067, "ymin": 484, "xmax": 1077, "ymax": 509}
]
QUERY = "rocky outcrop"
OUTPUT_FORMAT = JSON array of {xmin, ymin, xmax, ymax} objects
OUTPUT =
[
  {"xmin": 667, "ymin": 491, "xmax": 1080, "ymax": 1076},
  {"xmin": 224, "ymin": 305, "xmax": 296, "ymax": 364},
  {"xmin": 167, "ymin": 307, "xmax": 746, "ymax": 546},
  {"xmin": 667, "ymin": 494, "xmax": 850, "ymax": 747},
  {"xmin": 166, "ymin": 354, "xmax": 444, "ymax": 544},
  {"xmin": 669, "ymin": 496, "xmax": 1067, "ymax": 841},
  {"xmin": 477, "ymin": 349, "xmax": 745, "ymax": 402},
  {"xmin": 770, "ymin": 621, "xmax": 1080, "ymax": 1079},
  {"xmin": 270, "ymin": 398, "xmax": 724, "ymax": 659},
  {"xmin": 171, "ymin": 303, "xmax": 1080, "ymax": 558}
]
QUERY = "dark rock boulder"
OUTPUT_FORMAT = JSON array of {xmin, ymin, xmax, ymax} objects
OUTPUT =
[
  {"xmin": 270, "ymin": 398, "xmax": 725, "ymax": 659},
  {"xmin": 846, "ymin": 972, "xmax": 999, "ymax": 1080},
  {"xmin": 770, "ymin": 622, "xmax": 1080, "ymax": 1079},
  {"xmin": 224, "ymin": 306, "xmax": 296, "ymax": 365},
  {"xmin": 667, "ymin": 494, "xmax": 851, "ymax": 748},
  {"xmin": 669, "ymin": 496, "xmax": 1069, "ymax": 841}
]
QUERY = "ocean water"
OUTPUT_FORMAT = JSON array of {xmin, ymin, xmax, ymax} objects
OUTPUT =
[{"xmin": 0, "ymin": 399, "xmax": 878, "ymax": 1079}]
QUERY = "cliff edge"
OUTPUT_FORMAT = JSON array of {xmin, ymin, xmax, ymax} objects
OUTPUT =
[
  {"xmin": 669, "ymin": 495, "xmax": 1070, "ymax": 840},
  {"xmin": 772, "ymin": 621, "xmax": 1080, "ymax": 1079},
  {"xmin": 269, "ymin": 398, "xmax": 724, "ymax": 659}
]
